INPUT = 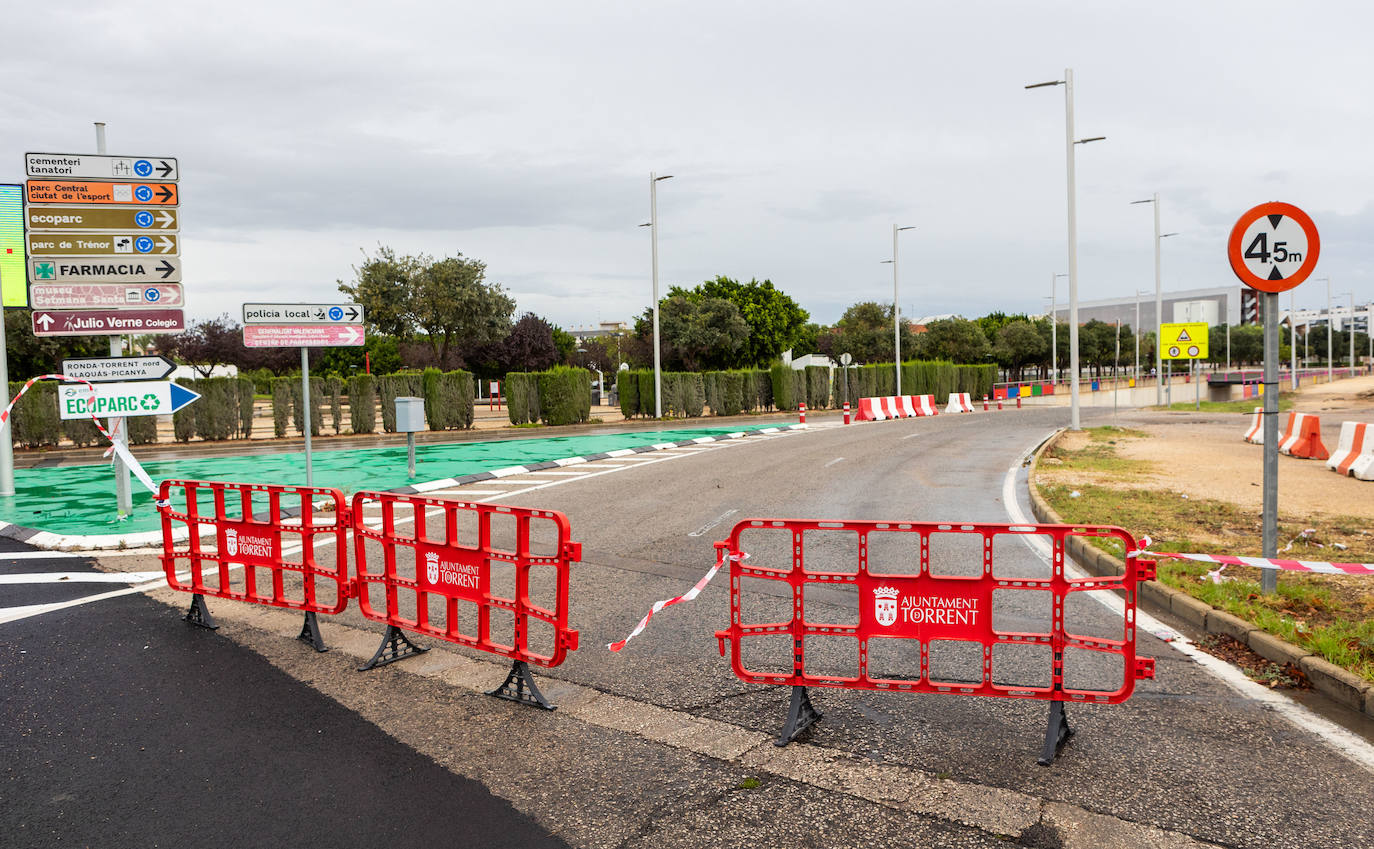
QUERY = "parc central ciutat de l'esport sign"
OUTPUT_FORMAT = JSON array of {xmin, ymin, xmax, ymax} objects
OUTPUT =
[
  {"xmin": 241, "ymin": 303, "xmax": 367, "ymax": 348},
  {"xmin": 24, "ymin": 151, "xmax": 184, "ymax": 335}
]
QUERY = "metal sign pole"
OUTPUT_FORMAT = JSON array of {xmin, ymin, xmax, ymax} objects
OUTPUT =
[
  {"xmin": 94, "ymin": 122, "xmax": 133, "ymax": 518},
  {"xmin": 0, "ymin": 269, "xmax": 15, "ymax": 496},
  {"xmin": 301, "ymin": 347, "xmax": 312, "ymax": 486},
  {"xmin": 1261, "ymin": 293, "xmax": 1279, "ymax": 593}
]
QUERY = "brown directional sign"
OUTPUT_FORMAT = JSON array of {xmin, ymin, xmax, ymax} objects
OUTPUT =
[
  {"xmin": 25, "ymin": 180, "xmax": 178, "ymax": 206},
  {"xmin": 28, "ymin": 232, "xmax": 178, "ymax": 256},
  {"xmin": 31, "ymin": 308, "xmax": 185, "ymax": 337},
  {"xmin": 26, "ymin": 206, "xmax": 178, "ymax": 232}
]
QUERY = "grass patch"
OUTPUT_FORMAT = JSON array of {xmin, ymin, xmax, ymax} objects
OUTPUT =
[
  {"xmin": 1039, "ymin": 427, "xmax": 1155, "ymax": 477},
  {"xmin": 737, "ymin": 777, "xmax": 761, "ymax": 790},
  {"xmin": 1160, "ymin": 396, "xmax": 1295, "ymax": 414},
  {"xmin": 1036, "ymin": 435, "xmax": 1374, "ymax": 685}
]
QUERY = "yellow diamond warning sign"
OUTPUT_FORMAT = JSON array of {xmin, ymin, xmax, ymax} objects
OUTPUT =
[{"xmin": 1160, "ymin": 322, "xmax": 1209, "ymax": 360}]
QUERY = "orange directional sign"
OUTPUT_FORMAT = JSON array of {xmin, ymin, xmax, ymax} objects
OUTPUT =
[{"xmin": 26, "ymin": 180, "xmax": 178, "ymax": 206}]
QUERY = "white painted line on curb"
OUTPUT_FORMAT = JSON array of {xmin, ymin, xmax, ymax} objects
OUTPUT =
[
  {"xmin": 824, "ymin": 457, "xmax": 845, "ymax": 467},
  {"xmin": 688, "ymin": 509, "xmax": 738, "ymax": 538},
  {"xmin": 1002, "ymin": 437, "xmax": 1374, "ymax": 775}
]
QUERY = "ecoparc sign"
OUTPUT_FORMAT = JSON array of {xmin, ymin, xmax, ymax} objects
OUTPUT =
[{"xmin": 57, "ymin": 380, "xmax": 200, "ymax": 420}]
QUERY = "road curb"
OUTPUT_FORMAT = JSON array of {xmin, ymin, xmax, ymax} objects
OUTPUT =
[{"xmin": 1027, "ymin": 428, "xmax": 1373, "ymax": 720}]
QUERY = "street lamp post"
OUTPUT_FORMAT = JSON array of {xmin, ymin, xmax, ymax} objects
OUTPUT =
[
  {"xmin": 1028, "ymin": 69, "xmax": 1104, "ymax": 431},
  {"xmin": 641, "ymin": 172, "xmax": 673, "ymax": 418},
  {"xmin": 1348, "ymin": 292, "xmax": 1356, "ymax": 376},
  {"xmin": 881, "ymin": 225, "xmax": 916, "ymax": 394},
  {"xmin": 1130, "ymin": 194, "xmax": 1178, "ymax": 404},
  {"xmin": 1323, "ymin": 277, "xmax": 1333, "ymax": 382},
  {"xmin": 1290, "ymin": 290, "xmax": 1298, "ymax": 389}
]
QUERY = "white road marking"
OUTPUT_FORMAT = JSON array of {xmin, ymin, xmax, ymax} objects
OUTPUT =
[
  {"xmin": 688, "ymin": 509, "xmax": 738, "ymax": 538},
  {"xmin": 902, "ymin": 432, "xmax": 921, "ymax": 440},
  {"xmin": 824, "ymin": 457, "xmax": 845, "ymax": 467},
  {"xmin": 478, "ymin": 478, "xmax": 557, "ymax": 485},
  {"xmin": 1001, "ymin": 435, "xmax": 1374, "ymax": 774},
  {"xmin": 0, "ymin": 570, "xmax": 164, "ymax": 584},
  {"xmin": 0, "ymin": 548, "xmax": 162, "ymax": 560},
  {"xmin": 421, "ymin": 489, "xmax": 504, "ymax": 497}
]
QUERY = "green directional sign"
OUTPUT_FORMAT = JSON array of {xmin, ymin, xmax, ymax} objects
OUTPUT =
[{"xmin": 56, "ymin": 380, "xmax": 200, "ymax": 420}]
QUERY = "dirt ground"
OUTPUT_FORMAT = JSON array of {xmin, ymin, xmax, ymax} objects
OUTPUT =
[{"xmin": 1057, "ymin": 374, "xmax": 1374, "ymax": 523}]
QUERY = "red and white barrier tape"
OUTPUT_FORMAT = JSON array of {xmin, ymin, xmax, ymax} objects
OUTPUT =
[
  {"xmin": 1128, "ymin": 536, "xmax": 1374, "ymax": 576},
  {"xmin": 607, "ymin": 551, "xmax": 747, "ymax": 652},
  {"xmin": 1, "ymin": 374, "xmax": 166, "ymax": 504}
]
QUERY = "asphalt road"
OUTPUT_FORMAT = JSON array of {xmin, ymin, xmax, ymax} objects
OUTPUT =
[
  {"xmin": 5, "ymin": 408, "xmax": 1373, "ymax": 848},
  {"xmin": 0, "ymin": 540, "xmax": 568, "ymax": 849}
]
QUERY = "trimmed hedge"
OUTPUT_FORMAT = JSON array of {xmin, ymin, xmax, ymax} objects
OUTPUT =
[
  {"xmin": 271, "ymin": 378, "xmax": 291, "ymax": 437},
  {"xmin": 536, "ymin": 366, "xmax": 591, "ymax": 426},
  {"xmin": 770, "ymin": 364, "xmax": 807, "ymax": 411},
  {"xmin": 325, "ymin": 377, "xmax": 344, "ymax": 435},
  {"xmin": 423, "ymin": 369, "xmax": 475, "ymax": 430},
  {"xmin": 617, "ymin": 370, "xmax": 639, "ymax": 419},
  {"xmin": 506, "ymin": 372, "xmax": 539, "ymax": 425},
  {"xmin": 833, "ymin": 360, "xmax": 997, "ymax": 404},
  {"xmin": 348, "ymin": 374, "xmax": 377, "ymax": 434}
]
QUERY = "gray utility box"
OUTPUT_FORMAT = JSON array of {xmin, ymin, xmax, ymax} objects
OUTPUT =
[{"xmin": 395, "ymin": 396, "xmax": 426, "ymax": 433}]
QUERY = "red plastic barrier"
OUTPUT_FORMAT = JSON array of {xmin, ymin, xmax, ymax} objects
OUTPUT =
[
  {"xmin": 714, "ymin": 518, "xmax": 1156, "ymax": 763},
  {"xmin": 350, "ymin": 491, "xmax": 582, "ymax": 708},
  {"xmin": 158, "ymin": 480, "xmax": 350, "ymax": 650}
]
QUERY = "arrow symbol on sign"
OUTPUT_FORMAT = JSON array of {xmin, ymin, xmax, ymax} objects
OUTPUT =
[
  {"xmin": 168, "ymin": 382, "xmax": 201, "ymax": 414},
  {"xmin": 157, "ymin": 260, "xmax": 175, "ymax": 279},
  {"xmin": 156, "ymin": 211, "xmax": 175, "ymax": 228},
  {"xmin": 157, "ymin": 160, "xmax": 174, "ymax": 178},
  {"xmin": 35, "ymin": 313, "xmax": 55, "ymax": 330},
  {"xmin": 156, "ymin": 236, "xmax": 175, "ymax": 253},
  {"xmin": 155, "ymin": 185, "xmax": 174, "ymax": 203},
  {"xmin": 346, "ymin": 307, "xmax": 359, "ymax": 320},
  {"xmin": 344, "ymin": 326, "xmax": 362, "ymax": 345}
]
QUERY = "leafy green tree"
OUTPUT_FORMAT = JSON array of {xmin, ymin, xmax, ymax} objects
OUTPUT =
[
  {"xmin": 674, "ymin": 276, "xmax": 809, "ymax": 367},
  {"xmin": 639, "ymin": 296, "xmax": 750, "ymax": 371},
  {"xmin": 913, "ymin": 317, "xmax": 991, "ymax": 363},
  {"xmin": 339, "ymin": 247, "xmax": 515, "ymax": 367},
  {"xmin": 993, "ymin": 320, "xmax": 1047, "ymax": 381},
  {"xmin": 552, "ymin": 326, "xmax": 578, "ymax": 364},
  {"xmin": 831, "ymin": 301, "xmax": 915, "ymax": 364}
]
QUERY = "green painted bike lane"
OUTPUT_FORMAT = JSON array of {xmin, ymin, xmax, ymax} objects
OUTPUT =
[{"xmin": 3, "ymin": 425, "xmax": 781, "ymax": 538}]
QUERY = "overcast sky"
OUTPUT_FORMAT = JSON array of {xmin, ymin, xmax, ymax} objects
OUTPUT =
[{"xmin": 5, "ymin": 1, "xmax": 1371, "ymax": 332}]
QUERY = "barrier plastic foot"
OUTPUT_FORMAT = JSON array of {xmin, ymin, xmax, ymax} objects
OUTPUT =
[
  {"xmin": 183, "ymin": 593, "xmax": 218, "ymax": 630},
  {"xmin": 358, "ymin": 625, "xmax": 428, "ymax": 671},
  {"xmin": 774, "ymin": 685, "xmax": 822, "ymax": 746},
  {"xmin": 1037, "ymin": 701, "xmax": 1073, "ymax": 766},
  {"xmin": 297, "ymin": 612, "xmax": 328, "ymax": 653},
  {"xmin": 487, "ymin": 660, "xmax": 556, "ymax": 710}
]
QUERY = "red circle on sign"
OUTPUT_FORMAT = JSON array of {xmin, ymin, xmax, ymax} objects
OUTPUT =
[{"xmin": 1227, "ymin": 202, "xmax": 1320, "ymax": 293}]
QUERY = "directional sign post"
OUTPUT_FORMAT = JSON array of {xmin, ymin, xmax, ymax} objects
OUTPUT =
[
  {"xmin": 241, "ymin": 303, "xmax": 368, "ymax": 486},
  {"xmin": 57, "ymin": 380, "xmax": 199, "ymax": 420},
  {"xmin": 30, "ymin": 256, "xmax": 181, "ymax": 285},
  {"xmin": 1229, "ymin": 202, "xmax": 1320, "ymax": 594},
  {"xmin": 26, "ymin": 206, "xmax": 178, "ymax": 232},
  {"xmin": 62, "ymin": 355, "xmax": 176, "ymax": 383},
  {"xmin": 32, "ymin": 309, "xmax": 185, "ymax": 337},
  {"xmin": 31, "ymin": 283, "xmax": 184, "ymax": 310},
  {"xmin": 26, "ymin": 153, "xmax": 178, "ymax": 182},
  {"xmin": 28, "ymin": 232, "xmax": 178, "ymax": 255}
]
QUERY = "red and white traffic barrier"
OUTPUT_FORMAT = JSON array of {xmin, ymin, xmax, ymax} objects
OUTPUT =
[
  {"xmin": 1326, "ymin": 421, "xmax": 1371, "ymax": 476},
  {"xmin": 843, "ymin": 401, "xmax": 851, "ymax": 425},
  {"xmin": 944, "ymin": 392, "xmax": 974, "ymax": 413},
  {"xmin": 799, "ymin": 402, "xmax": 806, "ymax": 425},
  {"xmin": 1130, "ymin": 537, "xmax": 1374, "ymax": 576},
  {"xmin": 1243, "ymin": 407, "xmax": 1263, "ymax": 444},
  {"xmin": 912, "ymin": 394, "xmax": 939, "ymax": 416},
  {"xmin": 1278, "ymin": 412, "xmax": 1329, "ymax": 460}
]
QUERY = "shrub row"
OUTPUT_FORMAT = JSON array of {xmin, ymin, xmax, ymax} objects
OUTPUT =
[
  {"xmin": 509, "ymin": 367, "xmax": 592, "ymax": 426},
  {"xmin": 619, "ymin": 369, "xmax": 775, "ymax": 417},
  {"xmin": 831, "ymin": 361, "xmax": 997, "ymax": 405}
]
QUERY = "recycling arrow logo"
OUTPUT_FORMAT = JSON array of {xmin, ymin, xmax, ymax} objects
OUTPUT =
[{"xmin": 140, "ymin": 393, "xmax": 160, "ymax": 411}]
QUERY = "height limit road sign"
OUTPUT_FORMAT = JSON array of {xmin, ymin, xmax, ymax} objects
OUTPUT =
[
  {"xmin": 1160, "ymin": 322, "xmax": 1209, "ymax": 360},
  {"xmin": 1227, "ymin": 202, "xmax": 1320, "ymax": 293}
]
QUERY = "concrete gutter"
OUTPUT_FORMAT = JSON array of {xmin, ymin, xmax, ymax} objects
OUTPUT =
[{"xmin": 1027, "ymin": 428, "xmax": 1374, "ymax": 720}]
